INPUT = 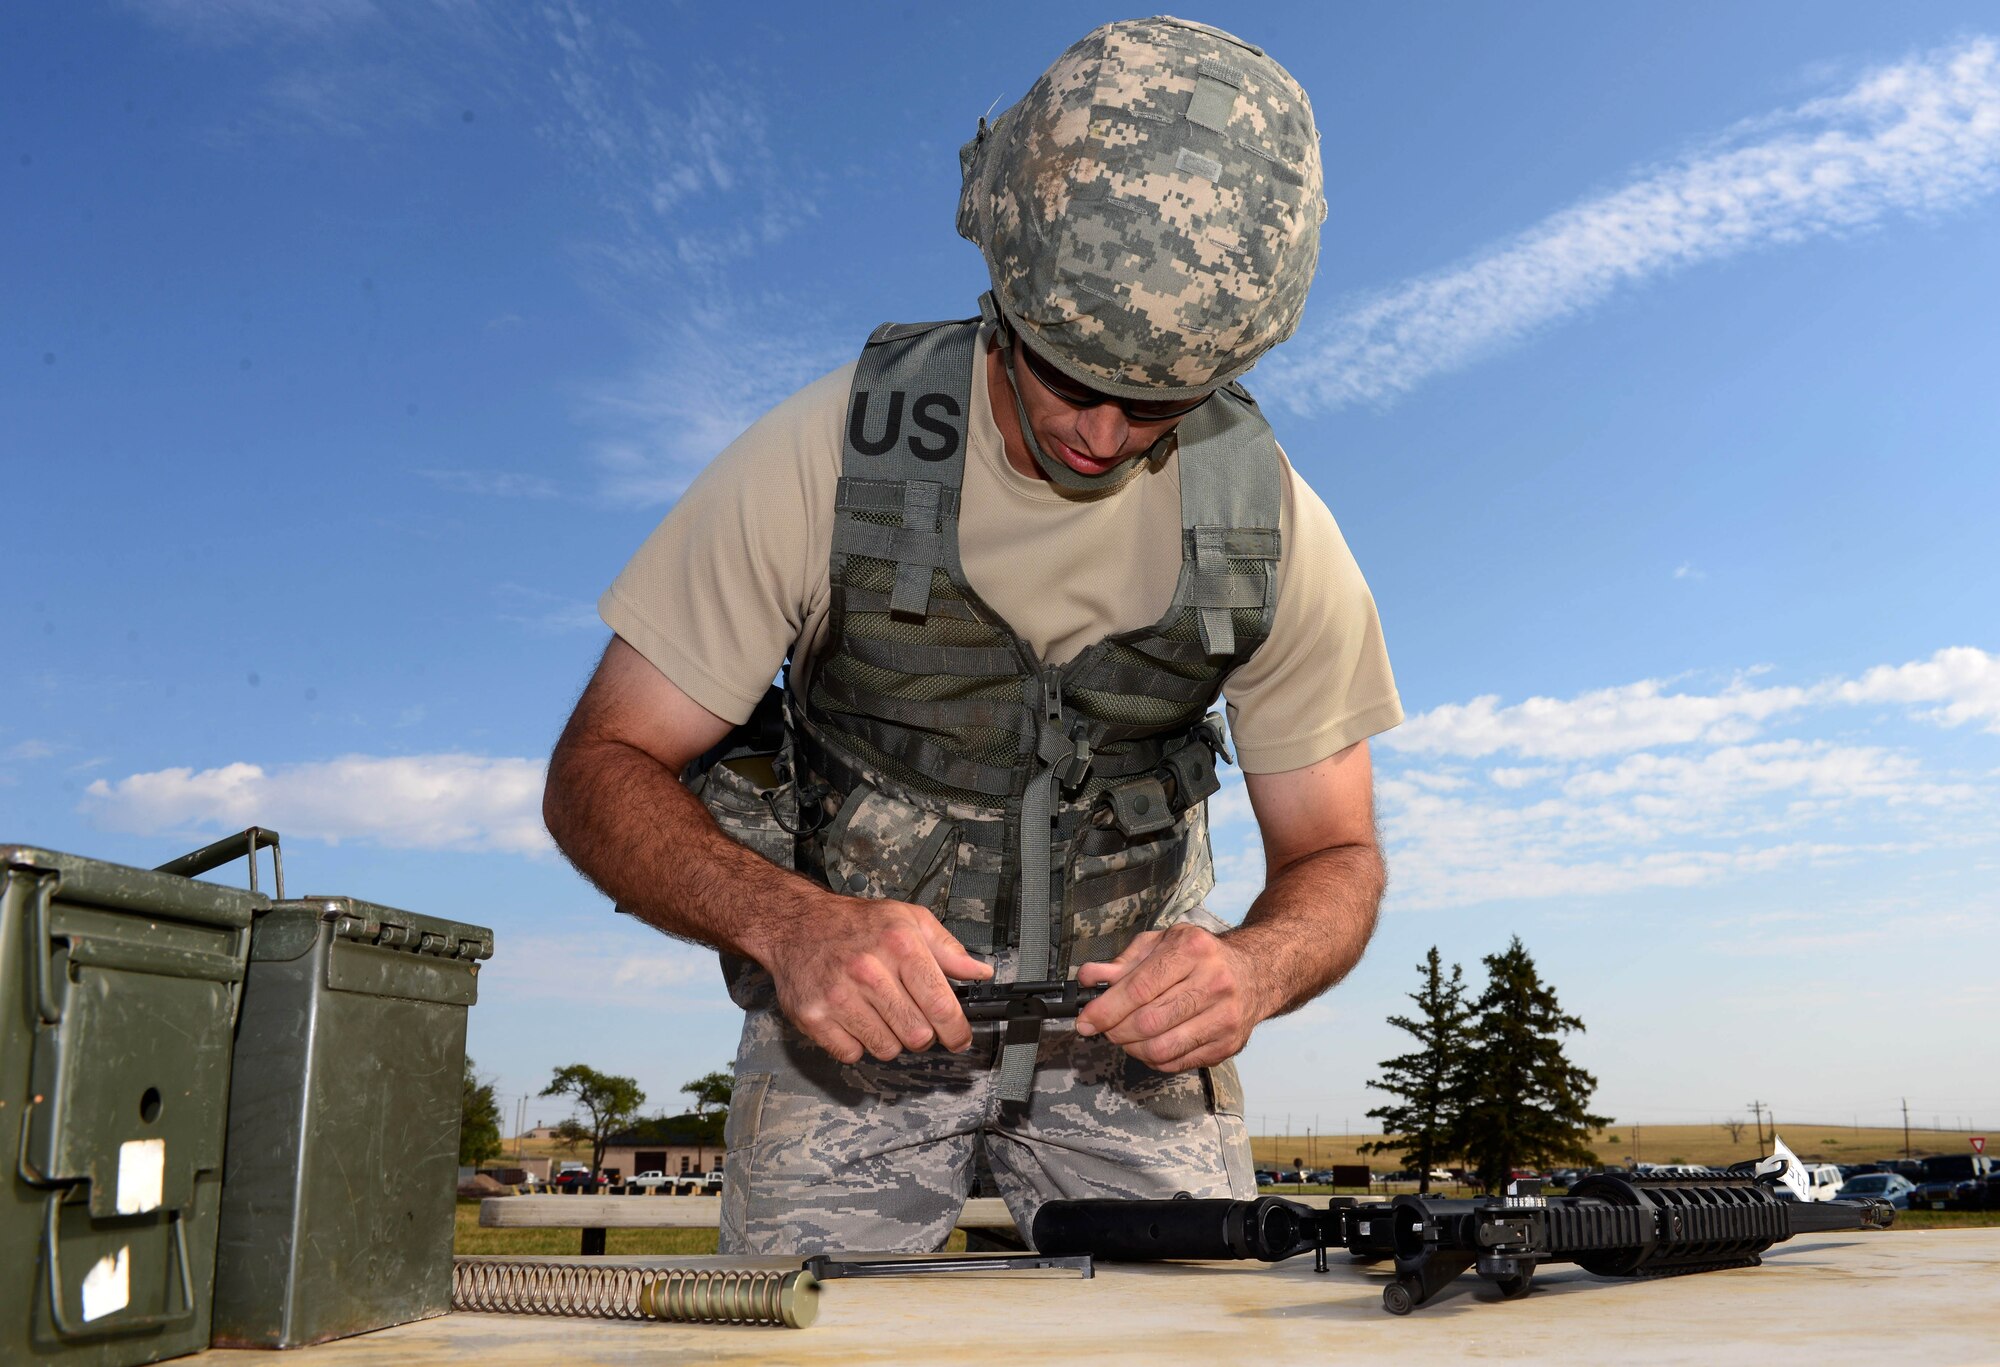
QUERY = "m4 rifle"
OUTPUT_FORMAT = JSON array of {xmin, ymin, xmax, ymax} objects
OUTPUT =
[{"xmin": 1032, "ymin": 1173, "xmax": 1894, "ymax": 1314}]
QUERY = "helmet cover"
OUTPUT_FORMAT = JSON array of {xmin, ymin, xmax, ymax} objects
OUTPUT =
[{"xmin": 958, "ymin": 16, "xmax": 1327, "ymax": 399}]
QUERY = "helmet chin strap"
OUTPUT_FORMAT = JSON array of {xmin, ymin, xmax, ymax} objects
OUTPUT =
[{"xmin": 986, "ymin": 295, "xmax": 1162, "ymax": 494}]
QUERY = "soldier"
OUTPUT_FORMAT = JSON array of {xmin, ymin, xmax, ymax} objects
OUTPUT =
[{"xmin": 543, "ymin": 17, "xmax": 1401, "ymax": 1254}]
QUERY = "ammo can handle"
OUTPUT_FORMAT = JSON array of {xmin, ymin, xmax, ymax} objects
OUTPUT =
[
  {"xmin": 154, "ymin": 827, "xmax": 283, "ymax": 901},
  {"xmin": 42, "ymin": 1195, "xmax": 196, "ymax": 1338}
]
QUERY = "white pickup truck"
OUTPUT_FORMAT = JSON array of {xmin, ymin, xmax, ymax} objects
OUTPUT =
[
  {"xmin": 629, "ymin": 1170, "xmax": 673, "ymax": 1190},
  {"xmin": 674, "ymin": 1170, "xmax": 724, "ymax": 1195}
]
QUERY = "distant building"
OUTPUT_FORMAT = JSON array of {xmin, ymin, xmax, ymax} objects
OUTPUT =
[{"xmin": 599, "ymin": 1113, "xmax": 727, "ymax": 1181}]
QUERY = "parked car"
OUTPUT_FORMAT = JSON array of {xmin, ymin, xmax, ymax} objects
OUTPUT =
[
  {"xmin": 1428, "ymin": 1169, "xmax": 1455, "ymax": 1184},
  {"xmin": 552, "ymin": 1169, "xmax": 599, "ymax": 1190},
  {"xmin": 1835, "ymin": 1173, "xmax": 1916, "ymax": 1208},
  {"xmin": 1911, "ymin": 1155, "xmax": 1993, "ymax": 1210},
  {"xmin": 630, "ymin": 1170, "xmax": 672, "ymax": 1190},
  {"xmin": 1254, "ymin": 1170, "xmax": 1278, "ymax": 1186},
  {"xmin": 1798, "ymin": 1163, "xmax": 1844, "ymax": 1202}
]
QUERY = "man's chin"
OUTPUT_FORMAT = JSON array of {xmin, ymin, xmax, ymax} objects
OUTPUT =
[{"xmin": 1047, "ymin": 435, "xmax": 1127, "ymax": 477}]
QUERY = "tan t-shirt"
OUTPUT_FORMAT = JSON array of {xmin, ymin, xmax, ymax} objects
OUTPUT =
[{"xmin": 601, "ymin": 329, "xmax": 1402, "ymax": 774}]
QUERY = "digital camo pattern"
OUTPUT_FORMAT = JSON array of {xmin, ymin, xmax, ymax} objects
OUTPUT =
[
  {"xmin": 719, "ymin": 948, "xmax": 1253, "ymax": 1256},
  {"xmin": 958, "ymin": 16, "xmax": 1326, "ymax": 399}
]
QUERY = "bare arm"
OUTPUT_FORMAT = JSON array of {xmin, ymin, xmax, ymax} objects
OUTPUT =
[
  {"xmin": 1074, "ymin": 739, "xmax": 1385, "ymax": 1072},
  {"xmin": 543, "ymin": 637, "xmax": 990, "ymax": 1062}
]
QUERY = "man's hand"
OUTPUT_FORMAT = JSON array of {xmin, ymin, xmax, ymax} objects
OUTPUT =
[
  {"xmin": 1073, "ymin": 924, "xmax": 1278, "ymax": 1073},
  {"xmin": 1071, "ymin": 739, "xmax": 1386, "ymax": 1074},
  {"xmin": 754, "ymin": 895, "xmax": 993, "ymax": 1064},
  {"xmin": 546, "ymin": 638, "xmax": 996, "ymax": 1068}
]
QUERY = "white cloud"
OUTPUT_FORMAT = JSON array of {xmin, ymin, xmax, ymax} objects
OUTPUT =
[
  {"xmin": 83, "ymin": 754, "xmax": 550, "ymax": 854},
  {"xmin": 1385, "ymin": 647, "xmax": 2000, "ymax": 761},
  {"xmin": 1386, "ymin": 677, "xmax": 1808, "ymax": 760},
  {"xmin": 1265, "ymin": 37, "xmax": 2000, "ymax": 411},
  {"xmin": 483, "ymin": 930, "xmax": 731, "ymax": 1008},
  {"xmin": 1828, "ymin": 645, "xmax": 2000, "ymax": 732},
  {"xmin": 1205, "ymin": 647, "xmax": 2000, "ymax": 914},
  {"xmin": 4, "ymin": 739, "xmax": 58, "ymax": 762}
]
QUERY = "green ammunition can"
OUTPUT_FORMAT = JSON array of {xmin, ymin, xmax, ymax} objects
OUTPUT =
[
  {"xmin": 208, "ymin": 895, "xmax": 493, "ymax": 1348},
  {"xmin": 2, "ymin": 844, "xmax": 265, "ymax": 1367}
]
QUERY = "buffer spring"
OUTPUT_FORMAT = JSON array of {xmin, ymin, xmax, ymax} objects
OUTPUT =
[{"xmin": 450, "ymin": 1258, "xmax": 819, "ymax": 1329}]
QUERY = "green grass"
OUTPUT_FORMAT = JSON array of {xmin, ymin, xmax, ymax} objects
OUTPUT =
[{"xmin": 1886, "ymin": 1209, "xmax": 2000, "ymax": 1230}]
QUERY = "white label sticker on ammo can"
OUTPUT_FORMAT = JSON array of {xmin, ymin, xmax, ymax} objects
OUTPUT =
[
  {"xmin": 81, "ymin": 1246, "xmax": 131, "ymax": 1322},
  {"xmin": 116, "ymin": 1138, "xmax": 166, "ymax": 1215}
]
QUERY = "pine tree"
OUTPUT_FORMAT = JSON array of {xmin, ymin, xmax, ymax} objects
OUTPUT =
[
  {"xmin": 1361, "ymin": 947, "xmax": 1470, "ymax": 1194},
  {"xmin": 1456, "ymin": 937, "xmax": 1609, "ymax": 1193}
]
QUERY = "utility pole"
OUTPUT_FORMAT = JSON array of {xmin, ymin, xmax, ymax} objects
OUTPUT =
[
  {"xmin": 1903, "ymin": 1099, "xmax": 1912, "ymax": 1160},
  {"xmin": 1747, "ymin": 1101, "xmax": 1768, "ymax": 1149}
]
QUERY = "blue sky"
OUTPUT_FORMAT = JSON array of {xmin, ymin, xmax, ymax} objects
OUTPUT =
[{"xmin": 6, "ymin": 1, "xmax": 1997, "ymax": 1143}]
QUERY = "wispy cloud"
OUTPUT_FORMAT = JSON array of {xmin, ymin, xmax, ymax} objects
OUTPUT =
[
  {"xmin": 130, "ymin": 0, "xmax": 378, "ymax": 47},
  {"xmin": 83, "ymin": 753, "xmax": 549, "ymax": 854},
  {"xmin": 537, "ymin": 2, "xmax": 841, "ymax": 503},
  {"xmin": 495, "ymin": 584, "xmax": 604, "ymax": 635},
  {"xmin": 1266, "ymin": 37, "xmax": 2000, "ymax": 411},
  {"xmin": 418, "ymin": 468, "xmax": 564, "ymax": 500},
  {"xmin": 138, "ymin": 0, "xmax": 509, "ymax": 139}
]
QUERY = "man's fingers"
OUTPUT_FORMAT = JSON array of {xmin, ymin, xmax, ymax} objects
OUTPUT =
[
  {"xmin": 922, "ymin": 918, "xmax": 994, "ymax": 983},
  {"xmin": 1103, "ymin": 981, "xmax": 1206, "ymax": 1047},
  {"xmin": 792, "ymin": 996, "xmax": 883, "ymax": 1066},
  {"xmin": 1078, "ymin": 936, "xmax": 1189, "ymax": 1038},
  {"xmin": 899, "ymin": 955, "xmax": 975, "ymax": 1053},
  {"xmin": 1076, "ymin": 931, "xmax": 1161, "ymax": 988},
  {"xmin": 1128, "ymin": 1009, "xmax": 1229, "ymax": 1071}
]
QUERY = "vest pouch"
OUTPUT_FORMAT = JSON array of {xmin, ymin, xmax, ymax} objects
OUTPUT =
[
  {"xmin": 818, "ymin": 781, "xmax": 958, "ymax": 915},
  {"xmin": 692, "ymin": 755, "xmax": 799, "ymax": 871},
  {"xmin": 692, "ymin": 757, "xmax": 798, "ymax": 1013},
  {"xmin": 1064, "ymin": 811, "xmax": 1202, "ymax": 970}
]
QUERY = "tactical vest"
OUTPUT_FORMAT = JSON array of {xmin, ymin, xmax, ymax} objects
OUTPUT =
[
  {"xmin": 702, "ymin": 311, "xmax": 1283, "ymax": 1101},
  {"xmin": 688, "ymin": 309, "xmax": 1280, "ymax": 1103}
]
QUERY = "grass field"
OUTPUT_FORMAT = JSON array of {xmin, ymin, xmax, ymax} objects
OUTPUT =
[{"xmin": 1248, "ymin": 1121, "xmax": 1985, "ymax": 1171}]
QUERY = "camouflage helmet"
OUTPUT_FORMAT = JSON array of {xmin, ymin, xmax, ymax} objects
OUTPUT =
[{"xmin": 958, "ymin": 16, "xmax": 1327, "ymax": 400}]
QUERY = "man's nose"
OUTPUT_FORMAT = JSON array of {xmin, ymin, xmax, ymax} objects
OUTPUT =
[{"xmin": 1074, "ymin": 403, "xmax": 1130, "ymax": 458}]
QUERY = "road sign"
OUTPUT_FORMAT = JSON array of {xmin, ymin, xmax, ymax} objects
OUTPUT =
[{"xmin": 1973, "ymin": 1137, "xmax": 1986, "ymax": 1154}]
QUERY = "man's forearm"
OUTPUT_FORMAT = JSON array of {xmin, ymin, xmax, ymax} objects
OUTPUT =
[
  {"xmin": 1225, "ymin": 840, "xmax": 1385, "ymax": 1020},
  {"xmin": 543, "ymin": 736, "xmax": 814, "ymax": 963}
]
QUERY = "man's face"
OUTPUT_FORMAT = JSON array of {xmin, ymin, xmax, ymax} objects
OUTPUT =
[{"xmin": 1010, "ymin": 337, "xmax": 1201, "ymax": 479}]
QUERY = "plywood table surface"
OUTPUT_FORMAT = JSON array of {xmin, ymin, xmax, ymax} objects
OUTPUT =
[{"xmin": 182, "ymin": 1228, "xmax": 2000, "ymax": 1367}]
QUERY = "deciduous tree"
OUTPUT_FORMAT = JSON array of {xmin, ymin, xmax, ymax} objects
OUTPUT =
[
  {"xmin": 541, "ymin": 1064, "xmax": 645, "ymax": 1175},
  {"xmin": 681, "ymin": 1067, "xmax": 734, "ymax": 1122}
]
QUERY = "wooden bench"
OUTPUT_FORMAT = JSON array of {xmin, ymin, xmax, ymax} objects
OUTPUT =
[{"xmin": 480, "ymin": 1194, "xmax": 1022, "ymax": 1255}]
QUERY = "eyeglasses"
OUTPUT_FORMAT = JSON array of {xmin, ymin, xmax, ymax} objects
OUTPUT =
[{"xmin": 1014, "ymin": 335, "xmax": 1214, "ymax": 423}]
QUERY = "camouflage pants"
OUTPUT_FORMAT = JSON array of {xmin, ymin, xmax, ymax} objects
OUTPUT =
[{"xmin": 718, "ymin": 960, "xmax": 1255, "ymax": 1256}]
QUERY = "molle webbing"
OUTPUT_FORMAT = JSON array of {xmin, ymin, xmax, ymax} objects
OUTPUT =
[{"xmin": 799, "ymin": 312, "xmax": 1282, "ymax": 1102}]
